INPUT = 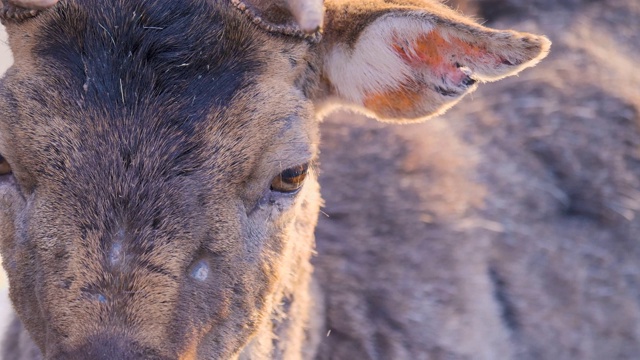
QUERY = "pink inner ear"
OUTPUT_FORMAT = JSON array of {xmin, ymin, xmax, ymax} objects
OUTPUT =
[
  {"xmin": 392, "ymin": 30, "xmax": 505, "ymax": 83},
  {"xmin": 359, "ymin": 30, "xmax": 508, "ymax": 119}
]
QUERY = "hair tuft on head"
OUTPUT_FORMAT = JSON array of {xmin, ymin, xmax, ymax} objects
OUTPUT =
[{"xmin": 230, "ymin": 0, "xmax": 324, "ymax": 42}]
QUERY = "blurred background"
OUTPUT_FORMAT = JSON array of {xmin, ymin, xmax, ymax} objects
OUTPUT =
[
  {"xmin": 312, "ymin": 0, "xmax": 640, "ymax": 358},
  {"xmin": 0, "ymin": 26, "xmax": 9, "ymax": 292},
  {"xmin": 1, "ymin": 0, "xmax": 640, "ymax": 359}
]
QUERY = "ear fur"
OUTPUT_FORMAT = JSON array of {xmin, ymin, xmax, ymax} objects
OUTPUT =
[{"xmin": 316, "ymin": 0, "xmax": 551, "ymax": 122}]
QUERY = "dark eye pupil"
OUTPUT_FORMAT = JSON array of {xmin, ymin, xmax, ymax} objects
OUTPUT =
[
  {"xmin": 271, "ymin": 163, "xmax": 309, "ymax": 193},
  {"xmin": 0, "ymin": 155, "xmax": 12, "ymax": 175},
  {"xmin": 280, "ymin": 165, "xmax": 308, "ymax": 182}
]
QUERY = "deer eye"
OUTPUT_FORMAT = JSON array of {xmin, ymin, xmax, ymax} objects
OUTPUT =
[
  {"xmin": 270, "ymin": 163, "xmax": 309, "ymax": 193},
  {"xmin": 0, "ymin": 155, "xmax": 12, "ymax": 176}
]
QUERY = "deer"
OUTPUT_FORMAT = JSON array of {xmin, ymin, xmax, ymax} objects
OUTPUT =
[{"xmin": 0, "ymin": 0, "xmax": 550, "ymax": 358}]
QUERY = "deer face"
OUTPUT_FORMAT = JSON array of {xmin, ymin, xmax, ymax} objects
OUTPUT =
[
  {"xmin": 0, "ymin": 2, "xmax": 321, "ymax": 358},
  {"xmin": 0, "ymin": 0, "xmax": 549, "ymax": 359}
]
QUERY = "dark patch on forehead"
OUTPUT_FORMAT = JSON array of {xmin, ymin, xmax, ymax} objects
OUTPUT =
[{"xmin": 32, "ymin": 0, "xmax": 261, "ymax": 129}]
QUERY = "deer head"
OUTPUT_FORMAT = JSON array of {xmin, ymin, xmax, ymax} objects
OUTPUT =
[{"xmin": 0, "ymin": 0, "xmax": 549, "ymax": 359}]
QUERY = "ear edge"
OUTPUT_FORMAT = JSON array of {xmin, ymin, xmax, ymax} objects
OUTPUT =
[
  {"xmin": 315, "ymin": 96, "xmax": 465, "ymax": 124},
  {"xmin": 470, "ymin": 31, "xmax": 552, "ymax": 82}
]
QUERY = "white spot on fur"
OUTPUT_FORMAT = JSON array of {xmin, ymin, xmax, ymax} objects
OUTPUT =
[
  {"xmin": 191, "ymin": 261, "xmax": 209, "ymax": 281},
  {"xmin": 110, "ymin": 243, "xmax": 123, "ymax": 265},
  {"xmin": 109, "ymin": 229, "xmax": 125, "ymax": 266}
]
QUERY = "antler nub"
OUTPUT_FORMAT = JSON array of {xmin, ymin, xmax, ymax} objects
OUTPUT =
[
  {"xmin": 230, "ymin": 0, "xmax": 324, "ymax": 42},
  {"xmin": 0, "ymin": 0, "xmax": 57, "ymax": 22},
  {"xmin": 286, "ymin": 0, "xmax": 323, "ymax": 33},
  {"xmin": 9, "ymin": 0, "xmax": 57, "ymax": 10}
]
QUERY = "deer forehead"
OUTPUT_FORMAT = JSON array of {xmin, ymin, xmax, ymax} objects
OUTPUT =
[{"xmin": 0, "ymin": 2, "xmax": 316, "ymax": 191}]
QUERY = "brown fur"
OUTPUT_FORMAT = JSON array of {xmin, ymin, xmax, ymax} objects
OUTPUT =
[{"xmin": 0, "ymin": 0, "xmax": 549, "ymax": 359}]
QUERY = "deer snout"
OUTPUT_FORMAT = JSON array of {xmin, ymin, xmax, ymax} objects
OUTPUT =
[{"xmin": 50, "ymin": 334, "xmax": 171, "ymax": 360}]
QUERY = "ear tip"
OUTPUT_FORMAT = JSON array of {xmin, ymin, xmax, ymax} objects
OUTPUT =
[
  {"xmin": 287, "ymin": 0, "xmax": 324, "ymax": 33},
  {"xmin": 525, "ymin": 33, "xmax": 552, "ymax": 56},
  {"xmin": 470, "ymin": 31, "xmax": 551, "ymax": 83},
  {"xmin": 523, "ymin": 33, "xmax": 552, "ymax": 67},
  {"xmin": 538, "ymin": 35, "xmax": 552, "ymax": 56},
  {"xmin": 505, "ymin": 31, "xmax": 553, "ymax": 67},
  {"xmin": 296, "ymin": 12, "xmax": 324, "ymax": 33}
]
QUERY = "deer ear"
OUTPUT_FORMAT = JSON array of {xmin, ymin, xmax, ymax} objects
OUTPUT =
[{"xmin": 317, "ymin": 0, "xmax": 551, "ymax": 122}]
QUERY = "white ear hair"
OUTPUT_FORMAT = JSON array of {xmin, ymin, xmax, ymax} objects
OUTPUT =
[{"xmin": 324, "ymin": 16, "xmax": 434, "ymax": 105}]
